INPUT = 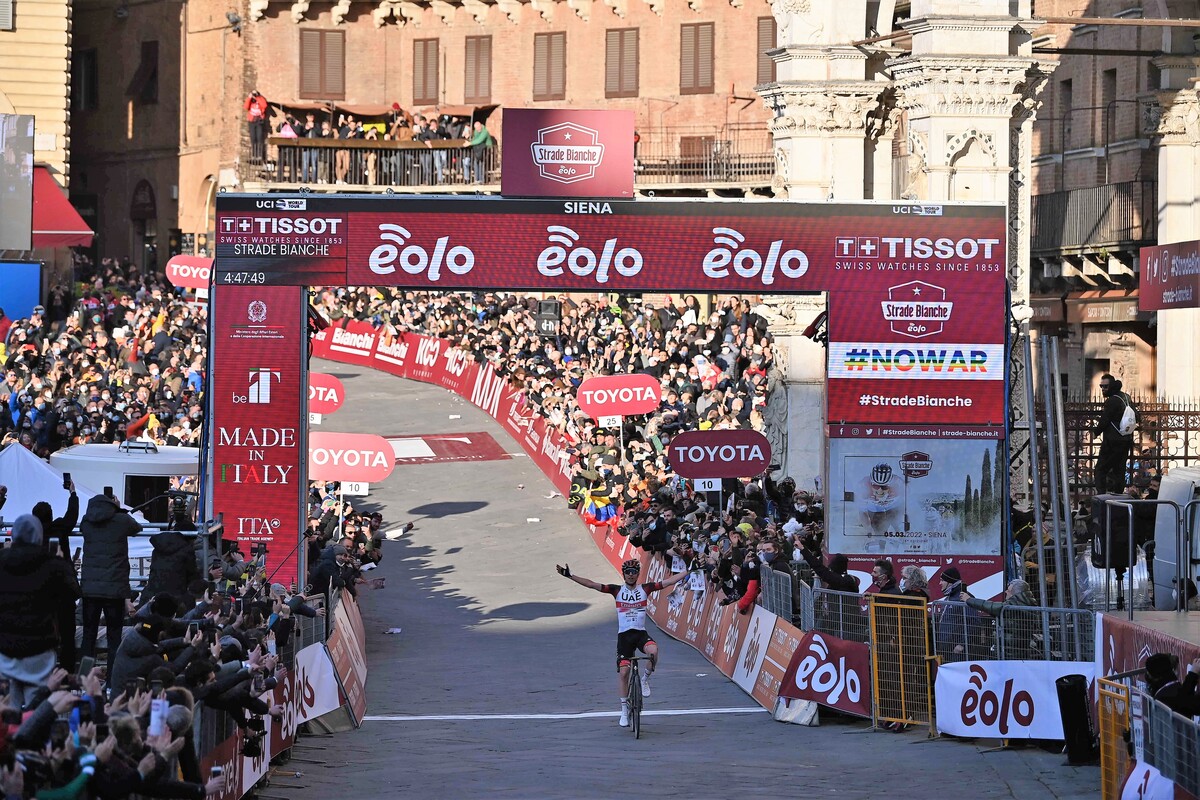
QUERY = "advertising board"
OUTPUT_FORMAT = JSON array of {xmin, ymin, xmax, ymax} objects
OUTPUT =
[
  {"xmin": 827, "ymin": 434, "xmax": 1003, "ymax": 557},
  {"xmin": 308, "ymin": 432, "xmax": 395, "ymax": 483},
  {"xmin": 576, "ymin": 373, "xmax": 661, "ymax": 418},
  {"xmin": 500, "ymin": 108, "xmax": 635, "ymax": 198},
  {"xmin": 213, "ymin": 197, "xmax": 1007, "ymax": 294},
  {"xmin": 666, "ymin": 429, "xmax": 772, "ymax": 479},
  {"xmin": 209, "ymin": 285, "xmax": 306, "ymax": 585},
  {"xmin": 1139, "ymin": 241, "xmax": 1200, "ymax": 310}
]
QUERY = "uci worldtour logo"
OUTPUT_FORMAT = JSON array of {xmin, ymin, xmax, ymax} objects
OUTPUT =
[{"xmin": 234, "ymin": 368, "xmax": 280, "ymax": 405}]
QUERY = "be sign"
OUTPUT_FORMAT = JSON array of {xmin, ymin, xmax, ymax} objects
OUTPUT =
[
  {"xmin": 577, "ymin": 373, "xmax": 660, "ymax": 419},
  {"xmin": 666, "ymin": 430, "xmax": 771, "ymax": 479},
  {"xmin": 308, "ymin": 373, "xmax": 346, "ymax": 415},
  {"xmin": 308, "ymin": 432, "xmax": 395, "ymax": 483},
  {"xmin": 164, "ymin": 255, "xmax": 213, "ymax": 289}
]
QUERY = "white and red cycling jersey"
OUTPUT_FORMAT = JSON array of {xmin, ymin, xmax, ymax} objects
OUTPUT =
[{"xmin": 599, "ymin": 582, "xmax": 664, "ymax": 633}]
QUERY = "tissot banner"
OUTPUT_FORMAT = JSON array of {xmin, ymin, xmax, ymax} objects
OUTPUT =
[
  {"xmin": 501, "ymin": 108, "xmax": 635, "ymax": 198},
  {"xmin": 934, "ymin": 661, "xmax": 1095, "ymax": 739},
  {"xmin": 209, "ymin": 284, "xmax": 305, "ymax": 586},
  {"xmin": 1139, "ymin": 240, "xmax": 1200, "ymax": 310},
  {"xmin": 213, "ymin": 196, "xmax": 1007, "ymax": 295}
]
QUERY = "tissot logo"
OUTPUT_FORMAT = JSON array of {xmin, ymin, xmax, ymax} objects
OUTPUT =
[{"xmin": 220, "ymin": 216, "xmax": 343, "ymax": 235}]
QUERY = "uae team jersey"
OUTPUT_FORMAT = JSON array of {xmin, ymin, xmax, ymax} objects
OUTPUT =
[{"xmin": 599, "ymin": 582, "xmax": 664, "ymax": 632}]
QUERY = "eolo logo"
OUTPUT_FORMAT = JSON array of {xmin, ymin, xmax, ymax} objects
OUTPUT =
[{"xmin": 960, "ymin": 664, "xmax": 1034, "ymax": 735}]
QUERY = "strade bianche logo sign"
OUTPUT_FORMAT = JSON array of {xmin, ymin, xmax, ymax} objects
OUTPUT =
[
  {"xmin": 532, "ymin": 123, "xmax": 606, "ymax": 184},
  {"xmin": 882, "ymin": 281, "xmax": 953, "ymax": 339}
]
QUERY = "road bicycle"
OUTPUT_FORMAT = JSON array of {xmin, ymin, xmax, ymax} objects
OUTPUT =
[{"xmin": 626, "ymin": 655, "xmax": 653, "ymax": 739}]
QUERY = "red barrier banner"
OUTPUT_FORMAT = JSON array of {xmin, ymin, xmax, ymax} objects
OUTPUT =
[
  {"xmin": 327, "ymin": 595, "xmax": 368, "ymax": 725},
  {"xmin": 1097, "ymin": 612, "xmax": 1200, "ymax": 679},
  {"xmin": 1139, "ymin": 241, "xmax": 1200, "ymax": 310},
  {"xmin": 731, "ymin": 606, "xmax": 777, "ymax": 694},
  {"xmin": 214, "ymin": 197, "xmax": 1007, "ymax": 294},
  {"xmin": 778, "ymin": 630, "xmax": 872, "ymax": 718},
  {"xmin": 165, "ymin": 255, "xmax": 214, "ymax": 289},
  {"xmin": 210, "ymin": 285, "xmax": 305, "ymax": 586},
  {"xmin": 501, "ymin": 108, "xmax": 635, "ymax": 199},
  {"xmin": 577, "ymin": 373, "xmax": 661, "ymax": 418},
  {"xmin": 308, "ymin": 372, "xmax": 346, "ymax": 415},
  {"xmin": 754, "ymin": 621, "xmax": 804, "ymax": 707},
  {"xmin": 666, "ymin": 429, "xmax": 772, "ymax": 479},
  {"xmin": 308, "ymin": 432, "xmax": 396, "ymax": 483}
]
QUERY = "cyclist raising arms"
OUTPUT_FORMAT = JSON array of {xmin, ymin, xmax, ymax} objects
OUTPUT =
[{"xmin": 557, "ymin": 558, "xmax": 692, "ymax": 727}]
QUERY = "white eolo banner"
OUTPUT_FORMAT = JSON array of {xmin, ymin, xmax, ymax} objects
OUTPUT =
[
  {"xmin": 827, "ymin": 436, "xmax": 1003, "ymax": 556},
  {"xmin": 934, "ymin": 660, "xmax": 1095, "ymax": 739}
]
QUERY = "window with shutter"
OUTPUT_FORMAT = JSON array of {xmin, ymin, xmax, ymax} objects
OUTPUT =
[
  {"xmin": 533, "ymin": 32, "xmax": 565, "ymax": 102},
  {"xmin": 756, "ymin": 17, "xmax": 776, "ymax": 86},
  {"xmin": 414, "ymin": 39, "xmax": 439, "ymax": 106},
  {"xmin": 465, "ymin": 36, "xmax": 491, "ymax": 104},
  {"xmin": 680, "ymin": 22, "xmax": 714, "ymax": 95},
  {"xmin": 0, "ymin": 0, "xmax": 13, "ymax": 30},
  {"xmin": 298, "ymin": 30, "xmax": 346, "ymax": 100},
  {"xmin": 605, "ymin": 28, "xmax": 638, "ymax": 99},
  {"xmin": 72, "ymin": 48, "xmax": 100, "ymax": 112}
]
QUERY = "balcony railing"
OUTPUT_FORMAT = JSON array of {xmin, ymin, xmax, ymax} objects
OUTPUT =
[
  {"xmin": 1031, "ymin": 180, "xmax": 1157, "ymax": 255},
  {"xmin": 242, "ymin": 124, "xmax": 775, "ymax": 191}
]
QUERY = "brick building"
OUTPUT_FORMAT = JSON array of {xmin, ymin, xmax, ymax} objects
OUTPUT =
[
  {"xmin": 1027, "ymin": 0, "xmax": 1164, "ymax": 396},
  {"xmin": 70, "ymin": 0, "xmax": 779, "ymax": 263}
]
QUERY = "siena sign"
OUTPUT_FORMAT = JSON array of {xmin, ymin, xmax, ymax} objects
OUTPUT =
[
  {"xmin": 666, "ymin": 430, "xmax": 772, "ymax": 479},
  {"xmin": 576, "ymin": 373, "xmax": 661, "ymax": 419}
]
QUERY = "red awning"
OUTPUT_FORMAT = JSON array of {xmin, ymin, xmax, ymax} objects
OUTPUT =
[{"xmin": 32, "ymin": 166, "xmax": 93, "ymax": 248}]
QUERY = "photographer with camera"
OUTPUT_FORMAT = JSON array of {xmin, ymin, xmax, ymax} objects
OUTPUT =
[{"xmin": 140, "ymin": 497, "xmax": 201, "ymax": 614}]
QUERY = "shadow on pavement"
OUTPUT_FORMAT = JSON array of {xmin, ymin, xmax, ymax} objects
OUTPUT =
[{"xmin": 482, "ymin": 602, "xmax": 592, "ymax": 622}]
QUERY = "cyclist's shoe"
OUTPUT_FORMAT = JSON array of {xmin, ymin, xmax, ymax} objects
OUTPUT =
[
  {"xmin": 640, "ymin": 671, "xmax": 651, "ymax": 698},
  {"xmin": 619, "ymin": 710, "xmax": 630, "ymax": 727}
]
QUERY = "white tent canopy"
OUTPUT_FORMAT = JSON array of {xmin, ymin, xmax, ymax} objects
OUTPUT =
[{"xmin": 0, "ymin": 444, "xmax": 153, "ymax": 559}]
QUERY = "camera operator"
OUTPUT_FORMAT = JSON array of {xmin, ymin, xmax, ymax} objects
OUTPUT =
[{"xmin": 141, "ymin": 496, "xmax": 201, "ymax": 613}]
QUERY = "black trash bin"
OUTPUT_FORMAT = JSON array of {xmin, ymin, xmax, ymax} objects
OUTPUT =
[{"xmin": 1056, "ymin": 673, "xmax": 1098, "ymax": 765}]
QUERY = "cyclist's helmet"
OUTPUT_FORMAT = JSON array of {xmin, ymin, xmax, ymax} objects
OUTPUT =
[
  {"xmin": 621, "ymin": 559, "xmax": 641, "ymax": 575},
  {"xmin": 870, "ymin": 463, "xmax": 893, "ymax": 486}
]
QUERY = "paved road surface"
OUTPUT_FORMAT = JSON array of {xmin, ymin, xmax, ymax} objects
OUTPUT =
[{"xmin": 275, "ymin": 359, "xmax": 1098, "ymax": 800}]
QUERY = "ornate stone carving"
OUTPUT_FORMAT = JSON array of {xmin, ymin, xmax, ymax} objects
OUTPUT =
[
  {"xmin": 462, "ymin": 0, "xmax": 491, "ymax": 23},
  {"xmin": 290, "ymin": 0, "xmax": 311, "ymax": 22},
  {"xmin": 891, "ymin": 58, "xmax": 1036, "ymax": 118},
  {"xmin": 331, "ymin": 0, "xmax": 353, "ymax": 24},
  {"xmin": 531, "ymin": 0, "xmax": 556, "ymax": 21},
  {"xmin": 496, "ymin": 0, "xmax": 523, "ymax": 23},
  {"xmin": 248, "ymin": 0, "xmax": 270, "ymax": 21},
  {"xmin": 945, "ymin": 128, "xmax": 996, "ymax": 165},
  {"xmin": 638, "ymin": 0, "xmax": 664, "ymax": 14},
  {"xmin": 762, "ymin": 84, "xmax": 882, "ymax": 134},
  {"xmin": 371, "ymin": 0, "xmax": 398, "ymax": 25},
  {"xmin": 900, "ymin": 129, "xmax": 928, "ymax": 200},
  {"xmin": 397, "ymin": 2, "xmax": 422, "ymax": 24},
  {"xmin": 566, "ymin": 0, "xmax": 592, "ymax": 20},
  {"xmin": 602, "ymin": 0, "xmax": 627, "ymax": 18},
  {"xmin": 430, "ymin": 0, "xmax": 457, "ymax": 24},
  {"xmin": 1156, "ymin": 90, "xmax": 1200, "ymax": 144}
]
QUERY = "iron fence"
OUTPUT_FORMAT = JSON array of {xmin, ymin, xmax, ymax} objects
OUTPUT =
[
  {"xmin": 1031, "ymin": 180, "xmax": 1156, "ymax": 255},
  {"xmin": 757, "ymin": 564, "xmax": 794, "ymax": 622},
  {"xmin": 1052, "ymin": 395, "xmax": 1200, "ymax": 502},
  {"xmin": 811, "ymin": 586, "xmax": 870, "ymax": 644},
  {"xmin": 633, "ymin": 123, "xmax": 774, "ymax": 186},
  {"xmin": 929, "ymin": 600, "xmax": 998, "ymax": 663},
  {"xmin": 1137, "ymin": 689, "xmax": 1200, "ymax": 797},
  {"xmin": 245, "ymin": 138, "xmax": 501, "ymax": 188},
  {"xmin": 994, "ymin": 603, "xmax": 1094, "ymax": 661}
]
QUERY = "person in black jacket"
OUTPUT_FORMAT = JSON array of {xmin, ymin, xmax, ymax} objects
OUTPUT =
[
  {"xmin": 31, "ymin": 484, "xmax": 81, "ymax": 669},
  {"xmin": 141, "ymin": 529, "xmax": 200, "ymax": 613},
  {"xmin": 0, "ymin": 514, "xmax": 81, "ymax": 709},
  {"xmin": 1144, "ymin": 652, "xmax": 1200, "ymax": 718},
  {"xmin": 79, "ymin": 492, "xmax": 144, "ymax": 669},
  {"xmin": 1094, "ymin": 374, "xmax": 1135, "ymax": 494}
]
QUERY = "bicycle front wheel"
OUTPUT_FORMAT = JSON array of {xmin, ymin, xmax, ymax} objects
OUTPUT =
[{"xmin": 629, "ymin": 667, "xmax": 642, "ymax": 739}]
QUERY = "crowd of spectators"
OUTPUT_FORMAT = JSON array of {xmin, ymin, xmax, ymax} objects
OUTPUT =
[{"xmin": 0, "ymin": 254, "xmax": 207, "ymax": 458}]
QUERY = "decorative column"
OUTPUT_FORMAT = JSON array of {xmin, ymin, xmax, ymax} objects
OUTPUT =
[
  {"xmin": 1153, "ymin": 79, "xmax": 1200, "ymax": 400},
  {"xmin": 886, "ymin": 0, "xmax": 1052, "ymax": 501}
]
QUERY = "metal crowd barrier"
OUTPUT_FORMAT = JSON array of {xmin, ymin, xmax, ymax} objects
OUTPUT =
[
  {"xmin": 1137, "ymin": 687, "xmax": 1200, "ymax": 797},
  {"xmin": 757, "ymin": 565, "xmax": 794, "ymax": 623},
  {"xmin": 795, "ymin": 580, "xmax": 815, "ymax": 632},
  {"xmin": 1097, "ymin": 677, "xmax": 1132, "ymax": 800},
  {"xmin": 995, "ymin": 604, "xmax": 1095, "ymax": 662},
  {"xmin": 928, "ymin": 600, "xmax": 998, "ymax": 663},
  {"xmin": 811, "ymin": 586, "xmax": 870, "ymax": 644},
  {"xmin": 867, "ymin": 594, "xmax": 935, "ymax": 734}
]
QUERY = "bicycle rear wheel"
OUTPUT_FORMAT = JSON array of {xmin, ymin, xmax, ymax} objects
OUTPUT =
[{"xmin": 629, "ymin": 665, "xmax": 642, "ymax": 739}]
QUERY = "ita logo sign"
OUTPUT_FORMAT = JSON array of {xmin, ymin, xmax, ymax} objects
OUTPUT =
[{"xmin": 501, "ymin": 108, "xmax": 634, "ymax": 199}]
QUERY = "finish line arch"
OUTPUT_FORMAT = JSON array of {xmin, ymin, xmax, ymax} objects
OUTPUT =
[{"xmin": 207, "ymin": 194, "xmax": 1007, "ymax": 587}]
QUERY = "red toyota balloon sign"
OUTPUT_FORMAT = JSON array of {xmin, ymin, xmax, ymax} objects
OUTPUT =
[
  {"xmin": 308, "ymin": 432, "xmax": 395, "ymax": 483},
  {"xmin": 576, "ymin": 373, "xmax": 661, "ymax": 419},
  {"xmin": 308, "ymin": 373, "xmax": 346, "ymax": 415},
  {"xmin": 666, "ymin": 430, "xmax": 772, "ymax": 479},
  {"xmin": 164, "ymin": 255, "xmax": 213, "ymax": 289}
]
